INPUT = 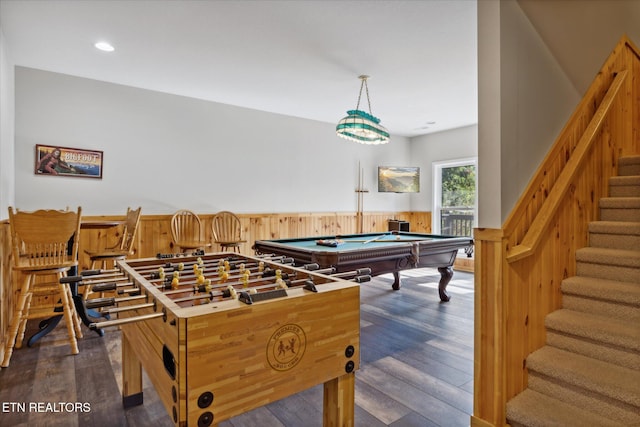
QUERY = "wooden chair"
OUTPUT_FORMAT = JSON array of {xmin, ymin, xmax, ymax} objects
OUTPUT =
[
  {"xmin": 170, "ymin": 210, "xmax": 211, "ymax": 253},
  {"xmin": 85, "ymin": 207, "xmax": 142, "ymax": 270},
  {"xmin": 2, "ymin": 207, "xmax": 84, "ymax": 368},
  {"xmin": 212, "ymin": 211, "xmax": 246, "ymax": 253},
  {"xmin": 83, "ymin": 207, "xmax": 142, "ymax": 300}
]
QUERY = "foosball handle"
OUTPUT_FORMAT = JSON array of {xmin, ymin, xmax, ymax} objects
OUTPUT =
[
  {"xmin": 303, "ymin": 263, "xmax": 320, "ymax": 271},
  {"xmin": 85, "ymin": 297, "xmax": 116, "ymax": 310},
  {"xmin": 60, "ymin": 275, "xmax": 82, "ymax": 284},
  {"xmin": 303, "ymin": 280, "xmax": 318, "ymax": 293},
  {"xmin": 238, "ymin": 292, "xmax": 253, "ymax": 305},
  {"xmin": 81, "ymin": 269, "xmax": 102, "ymax": 276},
  {"xmin": 91, "ymin": 282, "xmax": 117, "ymax": 292}
]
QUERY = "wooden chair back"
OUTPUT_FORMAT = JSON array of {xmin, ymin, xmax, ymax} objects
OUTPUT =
[
  {"xmin": 171, "ymin": 209, "xmax": 205, "ymax": 245},
  {"xmin": 8, "ymin": 207, "xmax": 82, "ymax": 270},
  {"xmin": 119, "ymin": 207, "xmax": 142, "ymax": 253},
  {"xmin": 212, "ymin": 211, "xmax": 243, "ymax": 244}
]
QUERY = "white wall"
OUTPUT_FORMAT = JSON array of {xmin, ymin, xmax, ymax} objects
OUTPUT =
[
  {"xmin": 477, "ymin": 0, "xmax": 502, "ymax": 229},
  {"xmin": 15, "ymin": 67, "xmax": 413, "ymax": 216},
  {"xmin": 476, "ymin": 0, "xmax": 580, "ymax": 228},
  {"xmin": 409, "ymin": 125, "xmax": 478, "ymax": 212},
  {"xmin": 0, "ymin": 25, "xmax": 15, "ymax": 220},
  {"xmin": 498, "ymin": 1, "xmax": 580, "ymax": 221}
]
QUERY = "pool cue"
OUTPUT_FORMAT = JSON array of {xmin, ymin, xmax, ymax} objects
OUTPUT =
[
  {"xmin": 362, "ymin": 234, "xmax": 387, "ymax": 244},
  {"xmin": 348, "ymin": 238, "xmax": 429, "ymax": 243}
]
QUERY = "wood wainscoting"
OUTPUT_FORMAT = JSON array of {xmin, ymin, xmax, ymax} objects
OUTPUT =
[{"xmin": 1, "ymin": 211, "xmax": 444, "ymax": 359}]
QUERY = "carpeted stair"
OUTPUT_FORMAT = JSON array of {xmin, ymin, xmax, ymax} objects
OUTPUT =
[{"xmin": 506, "ymin": 155, "xmax": 640, "ymax": 427}]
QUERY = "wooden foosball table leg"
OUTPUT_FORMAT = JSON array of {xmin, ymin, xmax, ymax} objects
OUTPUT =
[
  {"xmin": 122, "ymin": 333, "xmax": 143, "ymax": 408},
  {"xmin": 323, "ymin": 372, "xmax": 355, "ymax": 427}
]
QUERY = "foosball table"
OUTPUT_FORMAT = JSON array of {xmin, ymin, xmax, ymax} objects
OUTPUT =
[{"xmin": 85, "ymin": 252, "xmax": 362, "ymax": 427}]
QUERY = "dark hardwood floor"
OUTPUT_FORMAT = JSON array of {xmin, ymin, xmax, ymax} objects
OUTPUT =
[{"xmin": 0, "ymin": 268, "xmax": 474, "ymax": 427}]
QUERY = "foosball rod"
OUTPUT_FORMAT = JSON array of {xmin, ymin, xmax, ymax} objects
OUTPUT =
[
  {"xmin": 329, "ymin": 268, "xmax": 372, "ymax": 278},
  {"xmin": 171, "ymin": 270, "xmax": 371, "ymax": 305},
  {"xmin": 61, "ymin": 272, "xmax": 130, "ymax": 285},
  {"xmin": 134, "ymin": 255, "xmax": 293, "ymax": 276},
  {"xmin": 101, "ymin": 301, "xmax": 155, "ymax": 314},
  {"xmin": 147, "ymin": 262, "xmax": 283, "ymax": 285},
  {"xmin": 89, "ymin": 312, "xmax": 165, "ymax": 330},
  {"xmin": 171, "ymin": 280, "xmax": 287, "ymax": 304},
  {"xmin": 159, "ymin": 271, "xmax": 295, "ymax": 296},
  {"xmin": 63, "ymin": 276, "xmax": 138, "ymax": 296},
  {"xmin": 302, "ymin": 264, "xmax": 372, "ymax": 279},
  {"xmin": 141, "ymin": 263, "xmax": 290, "ymax": 287},
  {"xmin": 171, "ymin": 275, "xmax": 318, "ymax": 305},
  {"xmin": 84, "ymin": 294, "xmax": 148, "ymax": 311}
]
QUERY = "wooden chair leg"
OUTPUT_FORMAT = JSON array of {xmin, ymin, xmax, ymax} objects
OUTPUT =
[
  {"xmin": 14, "ymin": 292, "xmax": 33, "ymax": 349},
  {"xmin": 1, "ymin": 275, "xmax": 32, "ymax": 367},
  {"xmin": 59, "ymin": 282, "xmax": 79, "ymax": 355},
  {"xmin": 65, "ymin": 283, "xmax": 83, "ymax": 339}
]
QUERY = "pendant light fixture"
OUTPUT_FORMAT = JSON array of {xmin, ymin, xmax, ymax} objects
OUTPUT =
[{"xmin": 336, "ymin": 75, "xmax": 390, "ymax": 144}]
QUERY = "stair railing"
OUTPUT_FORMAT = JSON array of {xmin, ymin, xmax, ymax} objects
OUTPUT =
[{"xmin": 506, "ymin": 71, "xmax": 627, "ymax": 263}]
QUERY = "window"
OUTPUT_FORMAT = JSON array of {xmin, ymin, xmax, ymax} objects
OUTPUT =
[{"xmin": 432, "ymin": 158, "xmax": 477, "ymax": 237}]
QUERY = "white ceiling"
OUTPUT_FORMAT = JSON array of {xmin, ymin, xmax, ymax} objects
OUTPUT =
[{"xmin": 0, "ymin": 0, "xmax": 478, "ymax": 137}]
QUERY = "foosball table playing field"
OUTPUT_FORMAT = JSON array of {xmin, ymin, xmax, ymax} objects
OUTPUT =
[{"xmin": 83, "ymin": 252, "xmax": 362, "ymax": 427}]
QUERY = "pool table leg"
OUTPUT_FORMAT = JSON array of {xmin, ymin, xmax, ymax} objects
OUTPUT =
[
  {"xmin": 437, "ymin": 266, "xmax": 453, "ymax": 302},
  {"xmin": 391, "ymin": 272, "xmax": 401, "ymax": 290},
  {"xmin": 391, "ymin": 267, "xmax": 453, "ymax": 302}
]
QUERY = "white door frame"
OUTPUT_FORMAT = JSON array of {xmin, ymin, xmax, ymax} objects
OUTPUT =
[{"xmin": 432, "ymin": 157, "xmax": 478, "ymax": 234}]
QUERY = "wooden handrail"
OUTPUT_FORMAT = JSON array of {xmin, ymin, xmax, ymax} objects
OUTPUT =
[{"xmin": 506, "ymin": 70, "xmax": 628, "ymax": 263}]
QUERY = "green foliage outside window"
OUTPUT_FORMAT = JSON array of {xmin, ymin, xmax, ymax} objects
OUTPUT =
[{"xmin": 442, "ymin": 165, "xmax": 476, "ymax": 208}]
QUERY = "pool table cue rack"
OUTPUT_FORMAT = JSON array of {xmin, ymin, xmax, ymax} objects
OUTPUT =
[
  {"xmin": 101, "ymin": 252, "xmax": 361, "ymax": 427},
  {"xmin": 355, "ymin": 161, "xmax": 369, "ymax": 233}
]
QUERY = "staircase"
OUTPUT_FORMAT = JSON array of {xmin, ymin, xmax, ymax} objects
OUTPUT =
[{"xmin": 506, "ymin": 155, "xmax": 640, "ymax": 427}]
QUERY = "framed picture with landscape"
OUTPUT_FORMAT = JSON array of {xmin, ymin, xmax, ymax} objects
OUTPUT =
[
  {"xmin": 378, "ymin": 166, "xmax": 420, "ymax": 193},
  {"xmin": 35, "ymin": 145, "xmax": 103, "ymax": 179}
]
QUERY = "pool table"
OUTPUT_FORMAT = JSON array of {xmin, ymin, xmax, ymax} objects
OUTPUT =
[{"xmin": 253, "ymin": 231, "xmax": 473, "ymax": 302}]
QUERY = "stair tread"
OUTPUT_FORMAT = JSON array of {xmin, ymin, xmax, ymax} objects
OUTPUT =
[
  {"xmin": 506, "ymin": 389, "xmax": 623, "ymax": 427},
  {"xmin": 599, "ymin": 196, "xmax": 640, "ymax": 207},
  {"xmin": 589, "ymin": 220, "xmax": 640, "ymax": 235},
  {"xmin": 610, "ymin": 175, "xmax": 640, "ymax": 184},
  {"xmin": 562, "ymin": 276, "xmax": 640, "ymax": 305},
  {"xmin": 576, "ymin": 246, "xmax": 640, "ymax": 267},
  {"xmin": 527, "ymin": 347, "xmax": 640, "ymax": 406},
  {"xmin": 546, "ymin": 309, "xmax": 640, "ymax": 350},
  {"xmin": 619, "ymin": 155, "xmax": 640, "ymax": 165}
]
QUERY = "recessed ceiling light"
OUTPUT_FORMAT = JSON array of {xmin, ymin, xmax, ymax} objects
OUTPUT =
[{"xmin": 94, "ymin": 42, "xmax": 115, "ymax": 52}]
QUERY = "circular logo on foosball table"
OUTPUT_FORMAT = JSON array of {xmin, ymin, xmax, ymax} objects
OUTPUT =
[{"xmin": 266, "ymin": 324, "xmax": 307, "ymax": 371}]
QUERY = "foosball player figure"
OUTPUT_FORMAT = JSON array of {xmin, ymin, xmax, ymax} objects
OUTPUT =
[
  {"xmin": 171, "ymin": 271, "xmax": 180, "ymax": 290},
  {"xmin": 241, "ymin": 271, "xmax": 250, "ymax": 288}
]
